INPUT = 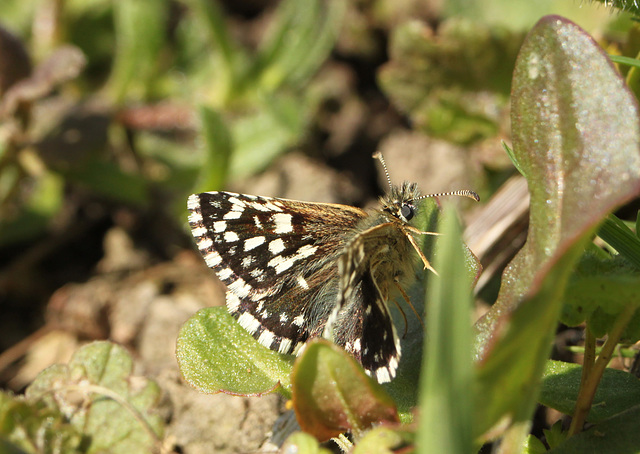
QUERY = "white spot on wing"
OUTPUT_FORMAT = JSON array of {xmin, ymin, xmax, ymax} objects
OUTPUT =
[
  {"xmin": 237, "ymin": 312, "xmax": 261, "ymax": 335},
  {"xmin": 265, "ymin": 201, "xmax": 284, "ymax": 212},
  {"xmin": 268, "ymin": 238, "xmax": 286, "ymax": 255},
  {"xmin": 375, "ymin": 367, "xmax": 391, "ymax": 383},
  {"xmin": 204, "ymin": 251, "xmax": 222, "ymax": 267},
  {"xmin": 244, "ymin": 236, "xmax": 265, "ymax": 251},
  {"xmin": 293, "ymin": 315, "xmax": 305, "ymax": 327},
  {"xmin": 267, "ymin": 255, "xmax": 296, "ymax": 274},
  {"xmin": 188, "ymin": 211, "xmax": 203, "ymax": 223},
  {"xmin": 187, "ymin": 194, "xmax": 200, "ymax": 210},
  {"xmin": 278, "ymin": 338, "xmax": 292, "ymax": 354},
  {"xmin": 197, "ymin": 236, "xmax": 213, "ymax": 249},
  {"xmin": 294, "ymin": 244, "xmax": 317, "ymax": 260},
  {"xmin": 258, "ymin": 330, "xmax": 276, "ymax": 348},
  {"xmin": 224, "ymin": 231, "xmax": 239, "ymax": 242},
  {"xmin": 226, "ymin": 292, "xmax": 241, "ymax": 312},
  {"xmin": 217, "ymin": 267, "xmax": 233, "ymax": 280},
  {"xmin": 213, "ymin": 221, "xmax": 227, "ymax": 233},
  {"xmin": 228, "ymin": 277, "xmax": 252, "ymax": 298},
  {"xmin": 296, "ymin": 275, "xmax": 309, "ymax": 290},
  {"xmin": 191, "ymin": 226, "xmax": 208, "ymax": 237},
  {"xmin": 228, "ymin": 196, "xmax": 246, "ymax": 207},
  {"xmin": 272, "ymin": 213, "xmax": 293, "ymax": 233},
  {"xmin": 389, "ymin": 356, "xmax": 398, "ymax": 372},
  {"xmin": 267, "ymin": 244, "xmax": 318, "ymax": 274},
  {"xmin": 223, "ymin": 211, "xmax": 242, "ymax": 220}
]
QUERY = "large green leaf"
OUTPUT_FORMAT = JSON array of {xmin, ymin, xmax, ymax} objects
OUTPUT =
[
  {"xmin": 108, "ymin": 0, "xmax": 168, "ymax": 102},
  {"xmin": 562, "ymin": 251, "xmax": 640, "ymax": 340},
  {"xmin": 539, "ymin": 360, "xmax": 640, "ymax": 423},
  {"xmin": 0, "ymin": 391, "xmax": 83, "ymax": 454},
  {"xmin": 25, "ymin": 342, "xmax": 164, "ymax": 454},
  {"xmin": 196, "ymin": 106, "xmax": 233, "ymax": 192},
  {"xmin": 255, "ymin": 0, "xmax": 345, "ymax": 90},
  {"xmin": 417, "ymin": 208, "xmax": 475, "ymax": 454},
  {"xmin": 473, "ymin": 15, "xmax": 640, "ymax": 442},
  {"xmin": 291, "ymin": 339, "xmax": 399, "ymax": 442},
  {"xmin": 547, "ymin": 405, "xmax": 640, "ymax": 453},
  {"xmin": 176, "ymin": 307, "xmax": 294, "ymax": 396}
]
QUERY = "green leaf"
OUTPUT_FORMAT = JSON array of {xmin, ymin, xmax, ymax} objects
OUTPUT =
[
  {"xmin": 597, "ymin": 214, "xmax": 640, "ymax": 270},
  {"xmin": 523, "ymin": 434, "xmax": 548, "ymax": 454},
  {"xmin": 0, "ymin": 391, "xmax": 83, "ymax": 454},
  {"xmin": 196, "ymin": 106, "xmax": 233, "ymax": 192},
  {"xmin": 64, "ymin": 157, "xmax": 149, "ymax": 205},
  {"xmin": 256, "ymin": 0, "xmax": 345, "ymax": 90},
  {"xmin": 547, "ymin": 405, "xmax": 640, "ymax": 453},
  {"xmin": 176, "ymin": 307, "xmax": 294, "ymax": 396},
  {"xmin": 24, "ymin": 341, "xmax": 164, "ymax": 454},
  {"xmin": 108, "ymin": 0, "xmax": 168, "ymax": 102},
  {"xmin": 502, "ymin": 141, "xmax": 526, "ymax": 178},
  {"xmin": 353, "ymin": 426, "xmax": 415, "ymax": 454},
  {"xmin": 417, "ymin": 208, "xmax": 474, "ymax": 454},
  {"xmin": 228, "ymin": 94, "xmax": 308, "ymax": 178},
  {"xmin": 561, "ymin": 251, "xmax": 640, "ymax": 340},
  {"xmin": 378, "ymin": 18, "xmax": 522, "ymax": 143},
  {"xmin": 473, "ymin": 15, "xmax": 640, "ymax": 440},
  {"xmin": 539, "ymin": 360, "xmax": 640, "ymax": 423},
  {"xmin": 610, "ymin": 54, "xmax": 640, "ymax": 70},
  {"xmin": 544, "ymin": 420, "xmax": 567, "ymax": 449},
  {"xmin": 280, "ymin": 431, "xmax": 333, "ymax": 454},
  {"xmin": 180, "ymin": 0, "xmax": 241, "ymax": 102},
  {"xmin": 291, "ymin": 339, "xmax": 399, "ymax": 442}
]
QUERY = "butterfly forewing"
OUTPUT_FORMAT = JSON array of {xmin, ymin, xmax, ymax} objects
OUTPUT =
[{"xmin": 187, "ymin": 191, "xmax": 367, "ymax": 355}]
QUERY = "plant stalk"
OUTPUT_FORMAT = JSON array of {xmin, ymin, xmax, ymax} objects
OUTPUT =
[{"xmin": 568, "ymin": 304, "xmax": 636, "ymax": 436}]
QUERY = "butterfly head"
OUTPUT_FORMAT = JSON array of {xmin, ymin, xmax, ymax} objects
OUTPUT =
[
  {"xmin": 380, "ymin": 181, "xmax": 422, "ymax": 224},
  {"xmin": 373, "ymin": 152, "xmax": 480, "ymax": 224}
]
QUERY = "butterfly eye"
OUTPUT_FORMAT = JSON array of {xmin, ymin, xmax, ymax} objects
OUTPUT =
[{"xmin": 401, "ymin": 204, "xmax": 414, "ymax": 221}]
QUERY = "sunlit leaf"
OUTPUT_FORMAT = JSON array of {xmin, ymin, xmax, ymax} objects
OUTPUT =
[
  {"xmin": 473, "ymin": 15, "xmax": 640, "ymax": 440},
  {"xmin": 291, "ymin": 339, "xmax": 399, "ymax": 441},
  {"xmin": 176, "ymin": 307, "xmax": 294, "ymax": 396}
]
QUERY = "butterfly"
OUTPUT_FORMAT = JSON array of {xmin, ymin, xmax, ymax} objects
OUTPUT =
[{"xmin": 187, "ymin": 153, "xmax": 478, "ymax": 382}]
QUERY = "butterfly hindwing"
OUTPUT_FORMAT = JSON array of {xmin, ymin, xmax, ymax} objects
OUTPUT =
[{"xmin": 327, "ymin": 221, "xmax": 410, "ymax": 382}]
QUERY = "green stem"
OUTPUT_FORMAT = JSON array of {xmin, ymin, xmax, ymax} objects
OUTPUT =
[
  {"xmin": 578, "ymin": 326, "xmax": 596, "ymax": 395},
  {"xmin": 569, "ymin": 304, "xmax": 636, "ymax": 436}
]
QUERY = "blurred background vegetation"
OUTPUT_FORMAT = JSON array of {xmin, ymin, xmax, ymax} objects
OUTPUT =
[{"xmin": 0, "ymin": 0, "xmax": 636, "ymax": 451}]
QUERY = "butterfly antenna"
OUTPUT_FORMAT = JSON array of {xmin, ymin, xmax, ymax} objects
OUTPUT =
[
  {"xmin": 413, "ymin": 189, "xmax": 480, "ymax": 202},
  {"xmin": 373, "ymin": 152, "xmax": 393, "ymax": 192}
]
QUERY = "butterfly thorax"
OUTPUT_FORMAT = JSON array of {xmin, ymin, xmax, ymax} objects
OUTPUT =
[{"xmin": 344, "ymin": 181, "xmax": 423, "ymax": 301}]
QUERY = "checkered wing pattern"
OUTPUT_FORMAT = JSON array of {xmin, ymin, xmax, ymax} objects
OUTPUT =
[{"xmin": 187, "ymin": 191, "xmax": 367, "ymax": 357}]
